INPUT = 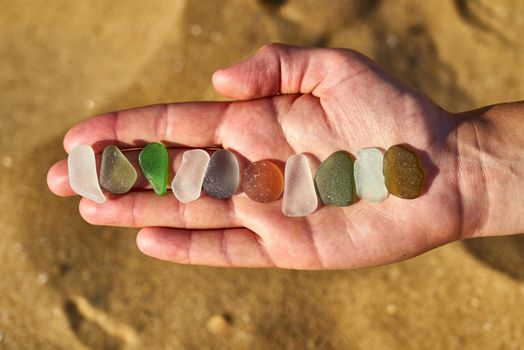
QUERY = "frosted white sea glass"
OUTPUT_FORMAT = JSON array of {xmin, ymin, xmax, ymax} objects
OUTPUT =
[
  {"xmin": 282, "ymin": 154, "xmax": 318, "ymax": 217},
  {"xmin": 354, "ymin": 147, "xmax": 388, "ymax": 202},
  {"xmin": 172, "ymin": 149, "xmax": 210, "ymax": 203},
  {"xmin": 68, "ymin": 145, "xmax": 106, "ymax": 203}
]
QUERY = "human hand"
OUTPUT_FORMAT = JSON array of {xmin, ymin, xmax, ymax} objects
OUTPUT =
[{"xmin": 47, "ymin": 44, "xmax": 523, "ymax": 269}]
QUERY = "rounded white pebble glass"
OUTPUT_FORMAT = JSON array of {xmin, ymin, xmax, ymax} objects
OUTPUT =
[
  {"xmin": 172, "ymin": 149, "xmax": 210, "ymax": 203},
  {"xmin": 354, "ymin": 147, "xmax": 388, "ymax": 202}
]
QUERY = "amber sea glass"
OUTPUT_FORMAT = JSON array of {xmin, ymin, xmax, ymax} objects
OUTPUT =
[
  {"xmin": 242, "ymin": 160, "xmax": 283, "ymax": 203},
  {"xmin": 383, "ymin": 145, "xmax": 425, "ymax": 199}
]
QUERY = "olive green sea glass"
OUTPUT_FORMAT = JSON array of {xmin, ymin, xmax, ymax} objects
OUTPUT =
[
  {"xmin": 99, "ymin": 145, "xmax": 137, "ymax": 194},
  {"xmin": 383, "ymin": 145, "xmax": 425, "ymax": 199},
  {"xmin": 138, "ymin": 142, "xmax": 169, "ymax": 195},
  {"xmin": 314, "ymin": 151, "xmax": 356, "ymax": 206}
]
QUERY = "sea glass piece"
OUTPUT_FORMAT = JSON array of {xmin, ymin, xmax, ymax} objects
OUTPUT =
[
  {"xmin": 203, "ymin": 149, "xmax": 239, "ymax": 199},
  {"xmin": 383, "ymin": 144, "xmax": 425, "ymax": 199},
  {"xmin": 354, "ymin": 147, "xmax": 388, "ymax": 202},
  {"xmin": 172, "ymin": 149, "xmax": 210, "ymax": 203},
  {"xmin": 242, "ymin": 160, "xmax": 284, "ymax": 203},
  {"xmin": 282, "ymin": 154, "xmax": 318, "ymax": 216},
  {"xmin": 68, "ymin": 144, "xmax": 106, "ymax": 203},
  {"xmin": 314, "ymin": 151, "xmax": 356, "ymax": 206},
  {"xmin": 138, "ymin": 142, "xmax": 169, "ymax": 195},
  {"xmin": 99, "ymin": 145, "xmax": 137, "ymax": 194}
]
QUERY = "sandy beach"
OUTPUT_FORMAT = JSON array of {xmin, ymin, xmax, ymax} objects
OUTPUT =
[{"xmin": 0, "ymin": 1, "xmax": 523, "ymax": 349}]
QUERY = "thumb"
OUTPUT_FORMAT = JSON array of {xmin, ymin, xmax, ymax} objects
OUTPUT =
[{"xmin": 212, "ymin": 43, "xmax": 368, "ymax": 100}]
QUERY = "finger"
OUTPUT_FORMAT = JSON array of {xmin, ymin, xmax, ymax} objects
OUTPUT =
[
  {"xmin": 212, "ymin": 43, "xmax": 372, "ymax": 100},
  {"xmin": 63, "ymin": 102, "xmax": 230, "ymax": 153},
  {"xmin": 136, "ymin": 227, "xmax": 275, "ymax": 267},
  {"xmin": 47, "ymin": 160, "xmax": 72, "ymax": 197},
  {"xmin": 47, "ymin": 148, "xmax": 185, "ymax": 197},
  {"xmin": 79, "ymin": 192, "xmax": 241, "ymax": 229}
]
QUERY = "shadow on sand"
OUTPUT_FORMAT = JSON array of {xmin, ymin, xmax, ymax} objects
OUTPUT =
[{"xmin": 463, "ymin": 234, "xmax": 524, "ymax": 281}]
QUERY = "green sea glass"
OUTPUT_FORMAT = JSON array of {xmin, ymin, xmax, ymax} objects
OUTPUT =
[
  {"xmin": 383, "ymin": 145, "xmax": 425, "ymax": 199},
  {"xmin": 138, "ymin": 142, "xmax": 169, "ymax": 195},
  {"xmin": 100, "ymin": 145, "xmax": 137, "ymax": 194},
  {"xmin": 314, "ymin": 150, "xmax": 356, "ymax": 206}
]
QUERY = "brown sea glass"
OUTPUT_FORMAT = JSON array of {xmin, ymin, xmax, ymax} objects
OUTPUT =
[
  {"xmin": 383, "ymin": 145, "xmax": 425, "ymax": 199},
  {"xmin": 242, "ymin": 160, "xmax": 284, "ymax": 203}
]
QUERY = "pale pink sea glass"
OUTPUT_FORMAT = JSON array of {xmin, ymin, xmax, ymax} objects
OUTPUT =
[{"xmin": 282, "ymin": 154, "xmax": 318, "ymax": 217}]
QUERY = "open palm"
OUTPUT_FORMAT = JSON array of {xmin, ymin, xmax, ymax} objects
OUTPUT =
[{"xmin": 48, "ymin": 44, "xmax": 466, "ymax": 269}]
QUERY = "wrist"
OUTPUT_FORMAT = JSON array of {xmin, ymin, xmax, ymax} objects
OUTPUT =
[{"xmin": 456, "ymin": 102, "xmax": 524, "ymax": 238}]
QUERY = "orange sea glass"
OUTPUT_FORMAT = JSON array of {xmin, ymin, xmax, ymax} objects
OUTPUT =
[{"xmin": 242, "ymin": 160, "xmax": 284, "ymax": 203}]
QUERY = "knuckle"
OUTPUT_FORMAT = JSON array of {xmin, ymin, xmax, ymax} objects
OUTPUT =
[
  {"xmin": 326, "ymin": 48, "xmax": 372, "ymax": 72},
  {"xmin": 257, "ymin": 42, "xmax": 284, "ymax": 55},
  {"xmin": 78, "ymin": 200, "xmax": 97, "ymax": 225}
]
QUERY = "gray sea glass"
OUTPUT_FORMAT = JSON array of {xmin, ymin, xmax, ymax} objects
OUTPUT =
[
  {"xmin": 203, "ymin": 149, "xmax": 239, "ymax": 199},
  {"xmin": 282, "ymin": 154, "xmax": 318, "ymax": 217},
  {"xmin": 354, "ymin": 147, "xmax": 388, "ymax": 202},
  {"xmin": 172, "ymin": 149, "xmax": 210, "ymax": 203},
  {"xmin": 68, "ymin": 144, "xmax": 106, "ymax": 203},
  {"xmin": 99, "ymin": 145, "xmax": 137, "ymax": 194}
]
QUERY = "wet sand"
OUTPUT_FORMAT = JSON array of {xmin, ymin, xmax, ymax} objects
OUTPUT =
[{"xmin": 0, "ymin": 1, "xmax": 523, "ymax": 349}]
